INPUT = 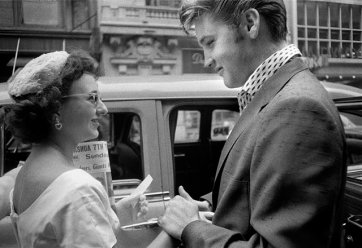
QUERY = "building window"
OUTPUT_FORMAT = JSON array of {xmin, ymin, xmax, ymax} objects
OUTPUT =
[
  {"xmin": 0, "ymin": 1, "xmax": 15, "ymax": 26},
  {"xmin": 297, "ymin": 1, "xmax": 362, "ymax": 59},
  {"xmin": 146, "ymin": 0, "xmax": 181, "ymax": 7},
  {"xmin": 0, "ymin": 0, "xmax": 93, "ymax": 31},
  {"xmin": 22, "ymin": 0, "xmax": 64, "ymax": 26},
  {"xmin": 72, "ymin": 0, "xmax": 90, "ymax": 30}
]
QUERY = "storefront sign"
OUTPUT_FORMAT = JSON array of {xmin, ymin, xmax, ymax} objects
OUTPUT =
[{"xmin": 182, "ymin": 48, "xmax": 214, "ymax": 74}]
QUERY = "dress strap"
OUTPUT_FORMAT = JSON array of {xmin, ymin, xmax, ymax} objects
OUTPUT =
[{"xmin": 9, "ymin": 189, "xmax": 21, "ymax": 247}]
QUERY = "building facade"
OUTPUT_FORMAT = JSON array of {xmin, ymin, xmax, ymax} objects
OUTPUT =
[
  {"xmin": 1, "ymin": 0, "xmax": 362, "ymax": 86},
  {"xmin": 98, "ymin": 0, "xmax": 362, "ymax": 86},
  {"xmin": 0, "ymin": 0, "xmax": 98, "ymax": 83},
  {"xmin": 97, "ymin": 0, "xmax": 212, "ymax": 76},
  {"xmin": 288, "ymin": 0, "xmax": 362, "ymax": 85}
]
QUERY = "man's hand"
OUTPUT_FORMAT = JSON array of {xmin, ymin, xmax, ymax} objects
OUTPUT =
[
  {"xmin": 158, "ymin": 186, "xmax": 200, "ymax": 240},
  {"xmin": 179, "ymin": 186, "xmax": 212, "ymax": 211},
  {"xmin": 179, "ymin": 186, "xmax": 214, "ymax": 223},
  {"xmin": 199, "ymin": 211, "xmax": 214, "ymax": 224}
]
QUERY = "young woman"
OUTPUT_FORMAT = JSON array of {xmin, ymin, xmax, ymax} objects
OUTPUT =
[{"xmin": 5, "ymin": 50, "xmax": 148, "ymax": 247}]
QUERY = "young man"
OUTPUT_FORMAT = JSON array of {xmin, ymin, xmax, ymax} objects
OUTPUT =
[{"xmin": 158, "ymin": 1, "xmax": 346, "ymax": 247}]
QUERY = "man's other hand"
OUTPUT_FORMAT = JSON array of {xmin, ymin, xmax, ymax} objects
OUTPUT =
[
  {"xmin": 179, "ymin": 186, "xmax": 211, "ymax": 211},
  {"xmin": 158, "ymin": 186, "xmax": 200, "ymax": 240}
]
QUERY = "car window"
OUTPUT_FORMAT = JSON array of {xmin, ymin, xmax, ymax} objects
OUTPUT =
[
  {"xmin": 174, "ymin": 110, "xmax": 200, "ymax": 143},
  {"xmin": 108, "ymin": 113, "xmax": 143, "ymax": 180},
  {"xmin": 170, "ymin": 105, "xmax": 238, "ymax": 199},
  {"xmin": 211, "ymin": 110, "xmax": 239, "ymax": 141},
  {"xmin": 128, "ymin": 115, "xmax": 141, "ymax": 146}
]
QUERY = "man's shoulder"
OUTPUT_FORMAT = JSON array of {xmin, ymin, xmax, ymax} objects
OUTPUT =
[
  {"xmin": 284, "ymin": 68, "xmax": 326, "ymax": 97},
  {"xmin": 269, "ymin": 70, "xmax": 334, "ymax": 112}
]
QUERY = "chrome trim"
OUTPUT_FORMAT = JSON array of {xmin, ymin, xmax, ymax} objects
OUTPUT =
[{"xmin": 114, "ymin": 191, "xmax": 170, "ymax": 203}]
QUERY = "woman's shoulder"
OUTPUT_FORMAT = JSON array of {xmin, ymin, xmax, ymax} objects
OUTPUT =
[
  {"xmin": 55, "ymin": 170, "xmax": 110, "ymax": 209},
  {"xmin": 59, "ymin": 169, "xmax": 104, "ymax": 191}
]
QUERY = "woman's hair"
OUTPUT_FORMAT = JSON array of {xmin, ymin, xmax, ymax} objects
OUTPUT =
[
  {"xmin": 179, "ymin": 0, "xmax": 288, "ymax": 42},
  {"xmin": 5, "ymin": 49, "xmax": 99, "ymax": 144}
]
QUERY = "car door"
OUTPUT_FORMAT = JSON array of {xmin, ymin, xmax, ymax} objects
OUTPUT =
[
  {"xmin": 104, "ymin": 99, "xmax": 170, "ymax": 247},
  {"xmin": 335, "ymin": 97, "xmax": 362, "ymax": 248},
  {"xmin": 161, "ymin": 98, "xmax": 239, "ymax": 200}
]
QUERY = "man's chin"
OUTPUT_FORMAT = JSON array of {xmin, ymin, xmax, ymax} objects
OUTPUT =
[
  {"xmin": 223, "ymin": 76, "xmax": 246, "ymax": 89},
  {"xmin": 223, "ymin": 79, "xmax": 238, "ymax": 89}
]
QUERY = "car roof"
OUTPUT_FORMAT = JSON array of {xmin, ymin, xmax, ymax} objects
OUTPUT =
[
  {"xmin": 98, "ymin": 74, "xmax": 238, "ymax": 101},
  {"xmin": 99, "ymin": 75, "xmax": 362, "ymax": 101},
  {"xmin": 321, "ymin": 81, "xmax": 362, "ymax": 99},
  {"xmin": 1, "ymin": 75, "xmax": 362, "ymax": 104}
]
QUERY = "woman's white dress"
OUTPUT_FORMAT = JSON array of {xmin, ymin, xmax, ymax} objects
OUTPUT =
[{"xmin": 10, "ymin": 169, "xmax": 120, "ymax": 248}]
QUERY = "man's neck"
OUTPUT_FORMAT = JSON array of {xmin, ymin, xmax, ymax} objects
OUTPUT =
[{"xmin": 256, "ymin": 40, "xmax": 288, "ymax": 66}]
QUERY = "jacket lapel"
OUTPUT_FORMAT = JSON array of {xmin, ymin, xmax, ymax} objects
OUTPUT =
[{"xmin": 212, "ymin": 58, "xmax": 308, "ymax": 204}]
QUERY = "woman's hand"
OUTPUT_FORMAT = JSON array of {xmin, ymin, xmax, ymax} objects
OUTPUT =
[{"xmin": 115, "ymin": 194, "xmax": 148, "ymax": 225}]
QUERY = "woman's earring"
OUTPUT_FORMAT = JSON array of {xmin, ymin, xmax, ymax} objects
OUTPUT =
[{"xmin": 54, "ymin": 120, "xmax": 63, "ymax": 130}]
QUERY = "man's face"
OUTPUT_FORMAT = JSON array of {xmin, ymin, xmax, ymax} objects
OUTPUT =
[{"xmin": 195, "ymin": 14, "xmax": 254, "ymax": 88}]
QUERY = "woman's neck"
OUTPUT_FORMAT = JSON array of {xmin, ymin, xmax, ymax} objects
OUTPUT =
[{"xmin": 31, "ymin": 141, "xmax": 75, "ymax": 167}]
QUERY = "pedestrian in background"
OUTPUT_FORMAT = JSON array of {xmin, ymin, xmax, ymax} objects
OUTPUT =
[{"xmin": 159, "ymin": 0, "xmax": 346, "ymax": 247}]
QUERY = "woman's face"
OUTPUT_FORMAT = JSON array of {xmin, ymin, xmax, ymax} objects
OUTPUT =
[{"xmin": 59, "ymin": 73, "xmax": 108, "ymax": 144}]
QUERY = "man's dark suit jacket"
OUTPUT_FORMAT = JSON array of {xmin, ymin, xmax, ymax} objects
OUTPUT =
[{"xmin": 181, "ymin": 57, "xmax": 346, "ymax": 248}]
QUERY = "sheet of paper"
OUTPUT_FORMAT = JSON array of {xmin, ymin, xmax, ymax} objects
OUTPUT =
[{"xmin": 130, "ymin": 174, "xmax": 153, "ymax": 207}]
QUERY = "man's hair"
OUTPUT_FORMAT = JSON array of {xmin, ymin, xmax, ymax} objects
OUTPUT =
[{"xmin": 179, "ymin": 0, "xmax": 288, "ymax": 42}]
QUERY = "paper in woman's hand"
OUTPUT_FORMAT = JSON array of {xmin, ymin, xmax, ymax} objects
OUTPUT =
[{"xmin": 129, "ymin": 175, "xmax": 153, "ymax": 207}]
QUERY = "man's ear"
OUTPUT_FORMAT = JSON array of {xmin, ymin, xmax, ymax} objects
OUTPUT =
[{"xmin": 242, "ymin": 8, "xmax": 260, "ymax": 39}]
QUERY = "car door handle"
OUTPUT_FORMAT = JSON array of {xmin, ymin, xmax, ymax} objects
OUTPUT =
[{"xmin": 174, "ymin": 153, "xmax": 185, "ymax": 157}]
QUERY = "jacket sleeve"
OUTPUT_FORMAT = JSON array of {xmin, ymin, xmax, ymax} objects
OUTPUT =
[{"xmin": 181, "ymin": 96, "xmax": 345, "ymax": 248}]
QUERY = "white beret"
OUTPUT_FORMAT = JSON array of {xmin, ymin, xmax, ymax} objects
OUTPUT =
[{"xmin": 8, "ymin": 51, "xmax": 69, "ymax": 98}]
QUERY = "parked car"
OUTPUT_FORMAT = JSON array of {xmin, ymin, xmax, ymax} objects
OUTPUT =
[{"xmin": 0, "ymin": 75, "xmax": 362, "ymax": 247}]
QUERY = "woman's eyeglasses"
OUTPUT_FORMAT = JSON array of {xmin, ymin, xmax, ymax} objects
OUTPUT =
[{"xmin": 62, "ymin": 92, "xmax": 102, "ymax": 106}]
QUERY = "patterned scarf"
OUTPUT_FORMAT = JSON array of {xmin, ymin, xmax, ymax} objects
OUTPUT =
[{"xmin": 237, "ymin": 44, "xmax": 301, "ymax": 113}]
